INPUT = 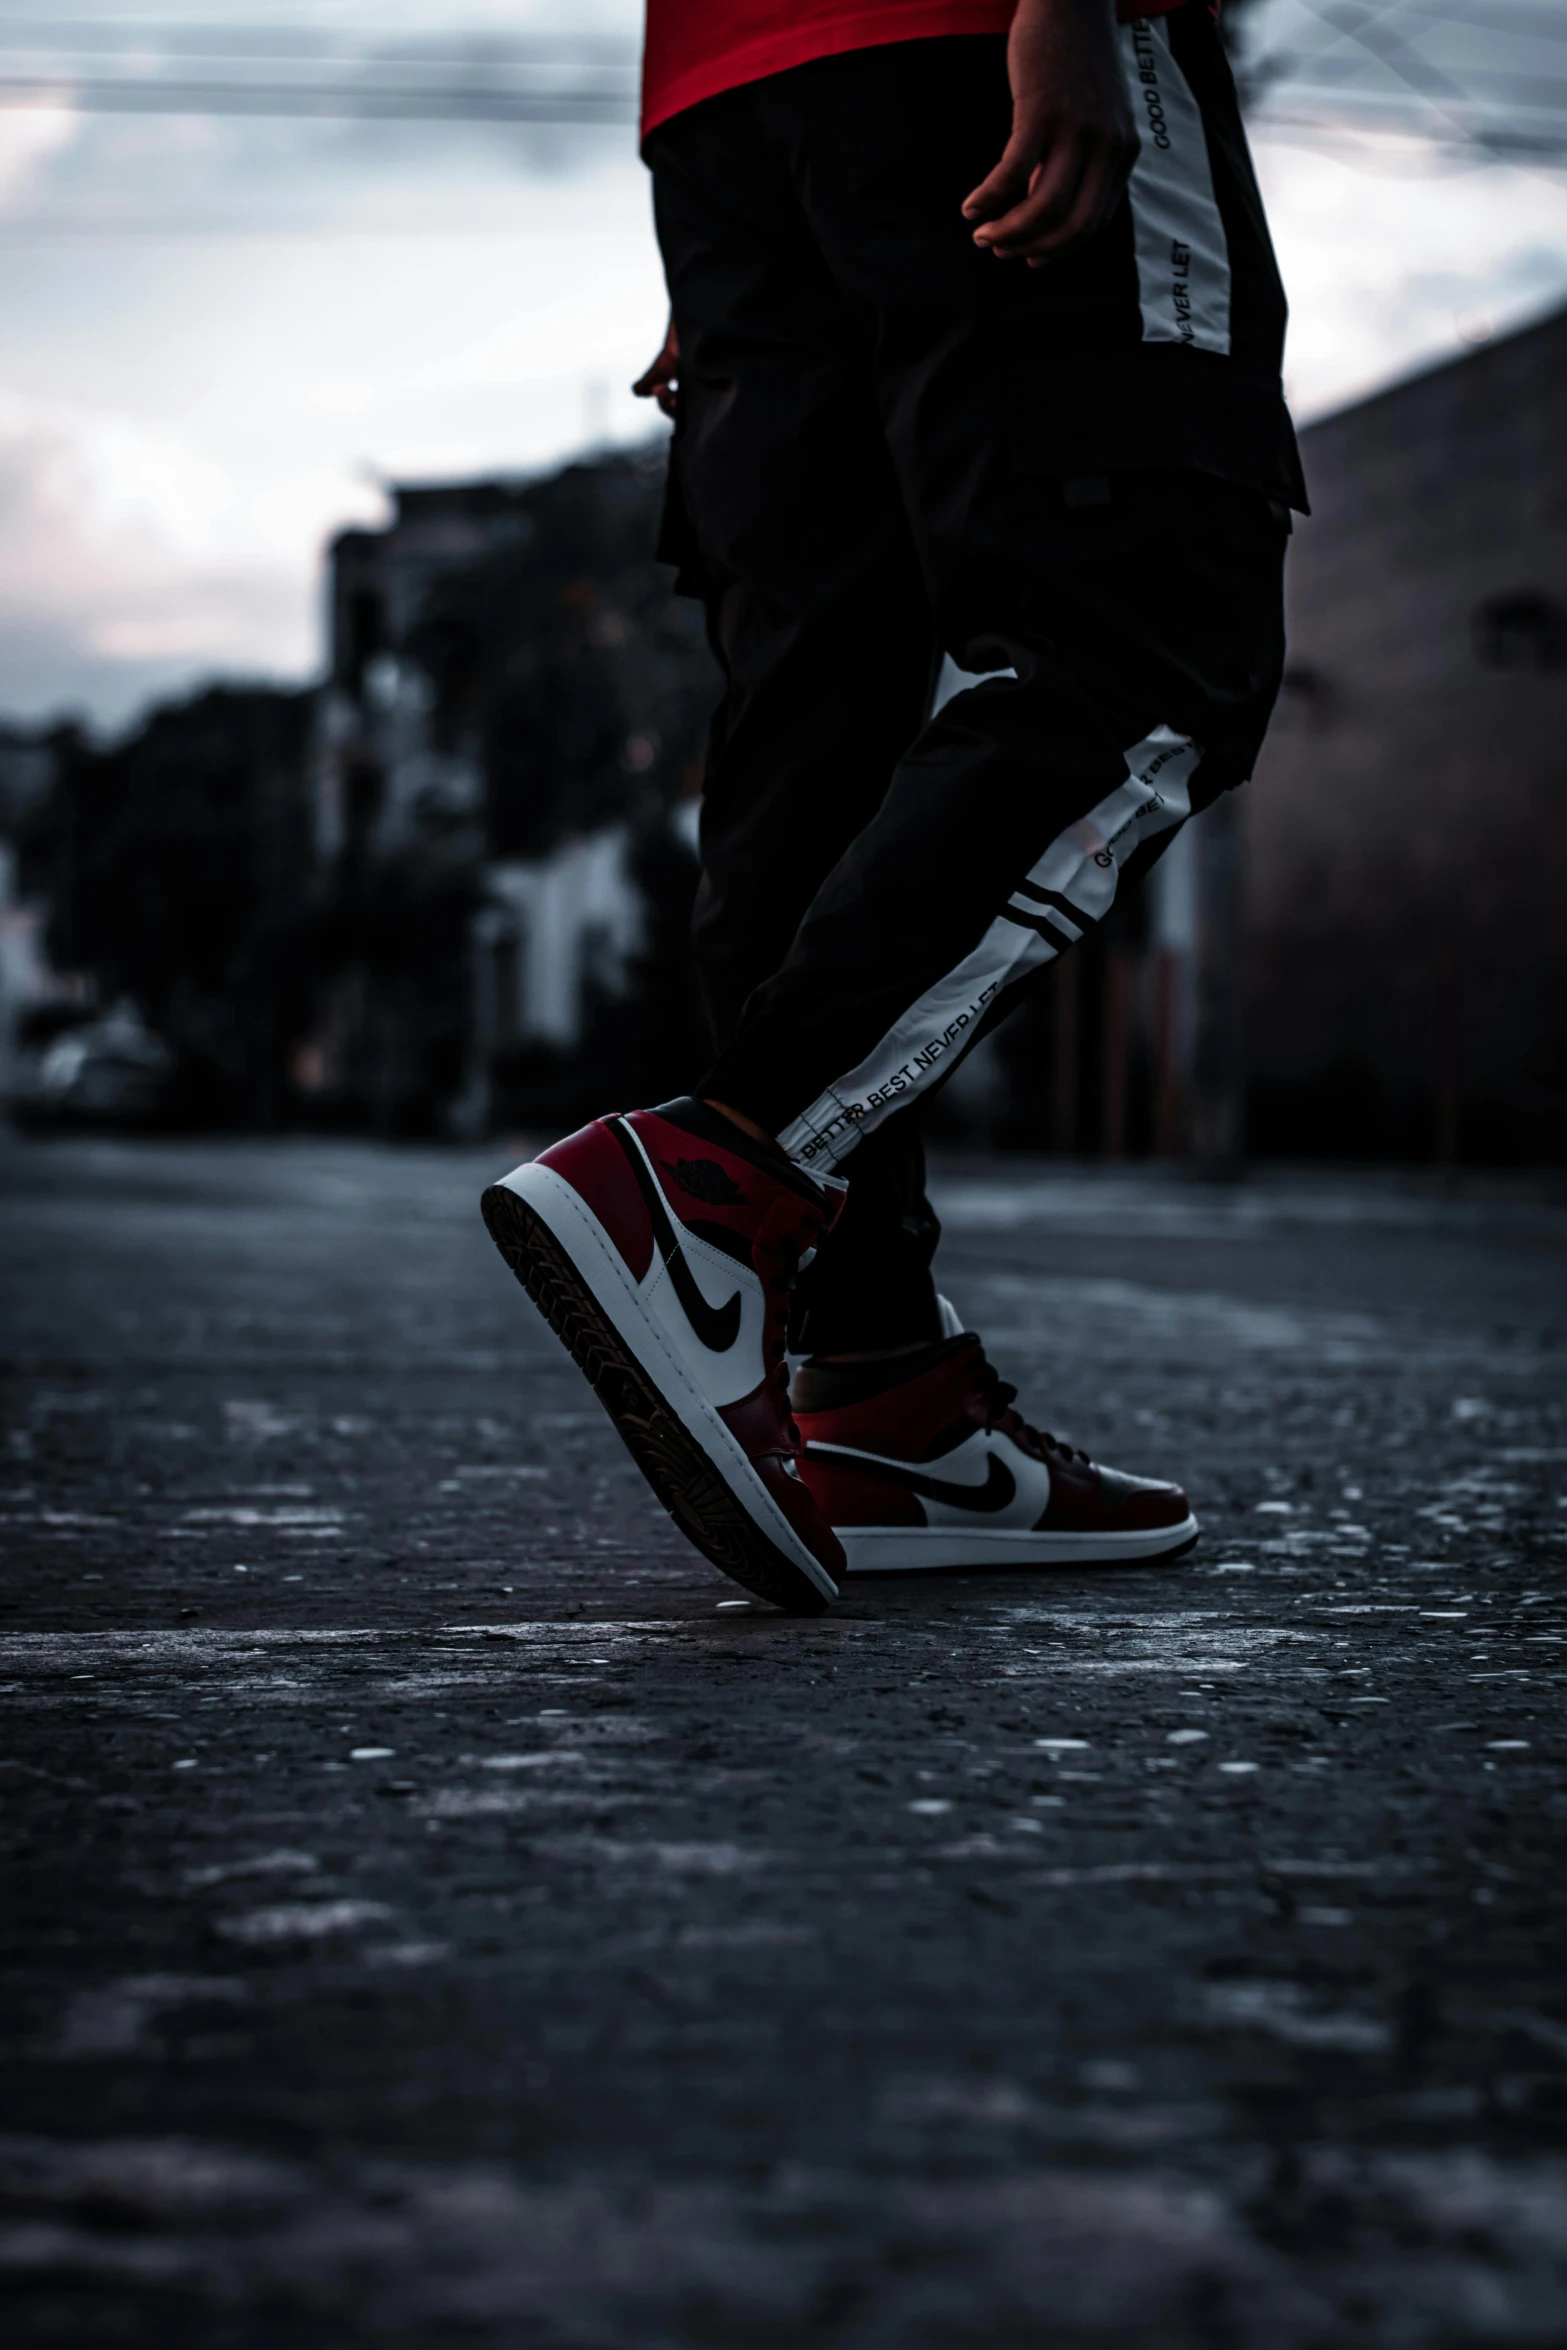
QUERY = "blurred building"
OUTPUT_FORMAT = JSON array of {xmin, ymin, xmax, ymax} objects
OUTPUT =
[
  {"xmin": 1246, "ymin": 302, "xmax": 1567, "ymax": 1163},
  {"xmin": 9, "ymin": 692, "xmax": 315, "ymax": 1126},
  {"xmin": 307, "ymin": 453, "xmax": 715, "ymax": 1135},
  {"xmin": 0, "ymin": 451, "xmax": 717, "ymax": 1137}
]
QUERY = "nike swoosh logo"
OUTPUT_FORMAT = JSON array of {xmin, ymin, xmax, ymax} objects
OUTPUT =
[
  {"xmin": 805, "ymin": 1443, "xmax": 1017, "ymax": 1515},
  {"xmin": 610, "ymin": 1120, "xmax": 743, "ymax": 1354}
]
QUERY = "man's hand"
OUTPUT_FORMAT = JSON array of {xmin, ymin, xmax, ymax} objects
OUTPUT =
[
  {"xmin": 962, "ymin": 0, "xmax": 1137, "ymax": 266},
  {"xmin": 632, "ymin": 316, "xmax": 680, "ymax": 418}
]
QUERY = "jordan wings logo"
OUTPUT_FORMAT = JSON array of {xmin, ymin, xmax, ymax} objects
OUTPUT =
[
  {"xmin": 660, "ymin": 1157, "xmax": 747, "ymax": 1208},
  {"xmin": 611, "ymin": 1121, "xmax": 743, "ymax": 1353},
  {"xmin": 806, "ymin": 1443, "xmax": 1017, "ymax": 1514}
]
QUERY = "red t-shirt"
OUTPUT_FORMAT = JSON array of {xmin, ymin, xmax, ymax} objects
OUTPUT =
[{"xmin": 643, "ymin": 1, "xmax": 1189, "ymax": 137}]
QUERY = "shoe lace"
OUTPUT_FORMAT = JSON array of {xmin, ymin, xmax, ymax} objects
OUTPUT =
[{"xmin": 973, "ymin": 1358, "xmax": 1089, "ymax": 1465}]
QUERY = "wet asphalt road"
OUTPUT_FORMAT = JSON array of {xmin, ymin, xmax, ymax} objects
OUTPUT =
[{"xmin": 2, "ymin": 1132, "xmax": 1565, "ymax": 2348}]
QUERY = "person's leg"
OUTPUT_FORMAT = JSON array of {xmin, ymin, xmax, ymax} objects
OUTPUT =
[
  {"xmin": 650, "ymin": 91, "xmax": 946, "ymax": 1352},
  {"xmin": 787, "ymin": 1106, "xmax": 940, "ymax": 1355},
  {"xmin": 705, "ymin": 471, "xmax": 1287, "ymax": 1170},
  {"xmin": 480, "ymin": 71, "xmax": 964, "ymax": 1619},
  {"xmin": 697, "ymin": 22, "xmax": 1295, "ymax": 1171}
]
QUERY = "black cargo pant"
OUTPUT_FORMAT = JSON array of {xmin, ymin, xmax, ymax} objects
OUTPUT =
[{"xmin": 647, "ymin": 17, "xmax": 1299, "ymax": 1354}]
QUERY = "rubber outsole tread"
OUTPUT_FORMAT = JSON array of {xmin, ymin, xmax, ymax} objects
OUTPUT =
[
  {"xmin": 480, "ymin": 1182, "xmax": 829, "ymax": 1616},
  {"xmin": 840, "ymin": 1527, "xmax": 1200, "ymax": 1578}
]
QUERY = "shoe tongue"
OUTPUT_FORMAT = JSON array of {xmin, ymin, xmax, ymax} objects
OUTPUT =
[{"xmin": 792, "ymin": 1334, "xmax": 978, "ymax": 1414}]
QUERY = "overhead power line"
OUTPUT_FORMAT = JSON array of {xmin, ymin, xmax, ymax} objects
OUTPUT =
[
  {"xmin": 0, "ymin": 75, "xmax": 637, "ymax": 121},
  {"xmin": 0, "ymin": 2, "xmax": 1560, "ymax": 157},
  {"xmin": 0, "ymin": 22, "xmax": 640, "ymax": 119},
  {"xmin": 1233, "ymin": 0, "xmax": 1567, "ymax": 160}
]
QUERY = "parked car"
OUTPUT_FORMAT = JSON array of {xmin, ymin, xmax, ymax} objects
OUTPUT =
[{"xmin": 11, "ymin": 999, "xmax": 174, "ymax": 1129}]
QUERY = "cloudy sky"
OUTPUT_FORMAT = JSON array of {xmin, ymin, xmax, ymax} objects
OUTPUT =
[{"xmin": 3, "ymin": 0, "xmax": 1566, "ymax": 731}]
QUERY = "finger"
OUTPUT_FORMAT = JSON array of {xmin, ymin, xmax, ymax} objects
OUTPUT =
[
  {"xmin": 961, "ymin": 132, "xmax": 1041, "ymax": 224},
  {"xmin": 632, "ymin": 318, "xmax": 680, "ymax": 395},
  {"xmin": 1017, "ymin": 143, "xmax": 1132, "ymax": 263},
  {"xmin": 973, "ymin": 137, "xmax": 1089, "ymax": 253},
  {"xmin": 983, "ymin": 123, "xmax": 1137, "ymax": 257},
  {"xmin": 1016, "ymin": 155, "xmax": 1117, "ymax": 261}
]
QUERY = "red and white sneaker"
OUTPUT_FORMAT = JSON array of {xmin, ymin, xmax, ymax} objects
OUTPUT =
[
  {"xmin": 793, "ymin": 1326, "xmax": 1197, "ymax": 1574},
  {"xmin": 481, "ymin": 1098, "xmax": 845, "ymax": 1614}
]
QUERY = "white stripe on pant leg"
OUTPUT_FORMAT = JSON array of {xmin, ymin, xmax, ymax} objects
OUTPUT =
[
  {"xmin": 1121, "ymin": 17, "xmax": 1231, "ymax": 353},
  {"xmin": 778, "ymin": 728, "xmax": 1202, "ymax": 1173}
]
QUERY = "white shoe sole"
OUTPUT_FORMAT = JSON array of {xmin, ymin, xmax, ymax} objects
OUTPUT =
[
  {"xmin": 838, "ymin": 1516, "xmax": 1199, "ymax": 1574},
  {"xmin": 481, "ymin": 1162, "xmax": 837, "ymax": 1614}
]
